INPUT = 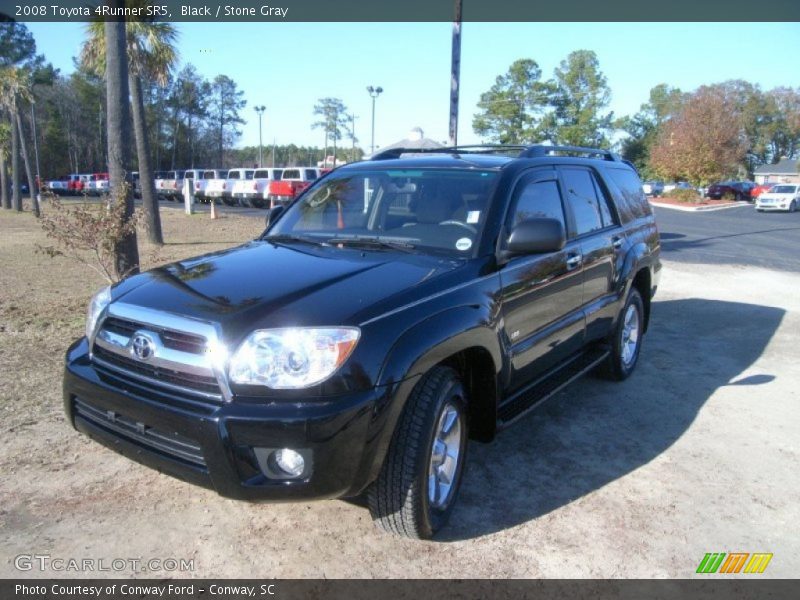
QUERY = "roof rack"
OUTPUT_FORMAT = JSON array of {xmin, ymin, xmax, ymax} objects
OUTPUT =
[
  {"xmin": 370, "ymin": 144, "xmax": 528, "ymax": 161},
  {"xmin": 519, "ymin": 144, "xmax": 622, "ymax": 162},
  {"xmin": 370, "ymin": 143, "xmax": 623, "ymax": 163}
]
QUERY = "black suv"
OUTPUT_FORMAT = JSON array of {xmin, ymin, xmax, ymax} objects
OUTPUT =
[{"xmin": 64, "ymin": 145, "xmax": 661, "ymax": 539}]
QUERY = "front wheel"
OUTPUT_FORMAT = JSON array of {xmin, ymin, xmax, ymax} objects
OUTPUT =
[
  {"xmin": 790, "ymin": 200, "xmax": 797, "ymax": 213},
  {"xmin": 367, "ymin": 366, "xmax": 468, "ymax": 539},
  {"xmin": 598, "ymin": 287, "xmax": 644, "ymax": 381}
]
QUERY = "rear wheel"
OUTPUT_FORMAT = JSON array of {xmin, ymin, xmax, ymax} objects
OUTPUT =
[
  {"xmin": 367, "ymin": 366, "xmax": 468, "ymax": 539},
  {"xmin": 598, "ymin": 287, "xmax": 644, "ymax": 381}
]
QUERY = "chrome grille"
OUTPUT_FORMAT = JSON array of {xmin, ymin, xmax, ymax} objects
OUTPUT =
[{"xmin": 90, "ymin": 303, "xmax": 230, "ymax": 403}]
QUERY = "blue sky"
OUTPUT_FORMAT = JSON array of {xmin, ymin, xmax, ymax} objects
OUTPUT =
[{"xmin": 26, "ymin": 21, "xmax": 800, "ymax": 152}]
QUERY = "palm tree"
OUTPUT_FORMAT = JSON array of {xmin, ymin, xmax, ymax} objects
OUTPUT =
[
  {"xmin": 81, "ymin": 16, "xmax": 178, "ymax": 245},
  {"xmin": 0, "ymin": 67, "xmax": 36, "ymax": 214},
  {"xmin": 0, "ymin": 121, "xmax": 10, "ymax": 209},
  {"xmin": 103, "ymin": 16, "xmax": 139, "ymax": 278}
]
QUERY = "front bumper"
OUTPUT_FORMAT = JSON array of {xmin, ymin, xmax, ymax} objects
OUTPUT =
[{"xmin": 63, "ymin": 338, "xmax": 387, "ymax": 501}]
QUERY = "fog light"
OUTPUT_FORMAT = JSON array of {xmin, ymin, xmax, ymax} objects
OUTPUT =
[{"xmin": 273, "ymin": 448, "xmax": 305, "ymax": 477}]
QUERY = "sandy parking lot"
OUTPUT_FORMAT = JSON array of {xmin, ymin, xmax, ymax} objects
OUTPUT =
[{"xmin": 1, "ymin": 209, "xmax": 798, "ymax": 578}]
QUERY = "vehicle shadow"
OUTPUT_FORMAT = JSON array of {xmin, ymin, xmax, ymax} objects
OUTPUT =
[{"xmin": 440, "ymin": 298, "xmax": 784, "ymax": 541}]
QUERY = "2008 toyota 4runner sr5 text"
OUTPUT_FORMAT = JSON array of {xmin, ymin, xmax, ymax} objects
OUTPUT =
[{"xmin": 64, "ymin": 145, "xmax": 661, "ymax": 539}]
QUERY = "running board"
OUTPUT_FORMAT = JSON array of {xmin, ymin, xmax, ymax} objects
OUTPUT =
[{"xmin": 497, "ymin": 347, "xmax": 610, "ymax": 428}]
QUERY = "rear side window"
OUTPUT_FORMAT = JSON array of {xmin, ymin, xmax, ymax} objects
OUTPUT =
[
  {"xmin": 283, "ymin": 169, "xmax": 301, "ymax": 179},
  {"xmin": 603, "ymin": 167, "xmax": 650, "ymax": 222},
  {"xmin": 305, "ymin": 169, "xmax": 318, "ymax": 180},
  {"xmin": 509, "ymin": 179, "xmax": 566, "ymax": 227},
  {"xmin": 560, "ymin": 168, "xmax": 606, "ymax": 235}
]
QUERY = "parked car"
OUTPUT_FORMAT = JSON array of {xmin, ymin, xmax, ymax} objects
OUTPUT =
[
  {"xmin": 232, "ymin": 167, "xmax": 283, "ymax": 208},
  {"xmin": 204, "ymin": 170, "xmax": 230, "ymax": 203},
  {"xmin": 45, "ymin": 175, "xmax": 72, "ymax": 195},
  {"xmin": 195, "ymin": 169, "xmax": 224, "ymax": 203},
  {"xmin": 64, "ymin": 143, "xmax": 660, "ymax": 539},
  {"xmin": 642, "ymin": 181, "xmax": 664, "ymax": 196},
  {"xmin": 65, "ymin": 173, "xmax": 91, "ymax": 195},
  {"xmin": 662, "ymin": 181, "xmax": 692, "ymax": 194},
  {"xmin": 266, "ymin": 166, "xmax": 320, "ymax": 207},
  {"xmin": 751, "ymin": 184, "xmax": 773, "ymax": 199},
  {"xmin": 754, "ymin": 184, "xmax": 800, "ymax": 212},
  {"xmin": 86, "ymin": 173, "xmax": 109, "ymax": 196},
  {"xmin": 223, "ymin": 168, "xmax": 255, "ymax": 206},
  {"xmin": 706, "ymin": 181, "xmax": 755, "ymax": 201},
  {"xmin": 153, "ymin": 171, "xmax": 169, "ymax": 199},
  {"xmin": 160, "ymin": 170, "xmax": 186, "ymax": 201}
]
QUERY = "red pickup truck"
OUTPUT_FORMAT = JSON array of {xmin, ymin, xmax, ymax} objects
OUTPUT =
[{"xmin": 267, "ymin": 167, "xmax": 320, "ymax": 207}]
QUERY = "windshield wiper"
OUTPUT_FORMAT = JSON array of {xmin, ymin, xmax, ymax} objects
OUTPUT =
[
  {"xmin": 263, "ymin": 233, "xmax": 326, "ymax": 247},
  {"xmin": 326, "ymin": 235, "xmax": 417, "ymax": 252}
]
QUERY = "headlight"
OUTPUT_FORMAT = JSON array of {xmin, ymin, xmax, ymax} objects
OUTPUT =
[
  {"xmin": 228, "ymin": 327, "xmax": 360, "ymax": 389},
  {"xmin": 85, "ymin": 285, "xmax": 111, "ymax": 340}
]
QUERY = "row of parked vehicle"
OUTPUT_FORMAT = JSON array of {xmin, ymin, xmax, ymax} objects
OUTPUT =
[
  {"xmin": 44, "ymin": 173, "xmax": 109, "ymax": 196},
  {"xmin": 44, "ymin": 167, "xmax": 324, "ymax": 209},
  {"xmin": 642, "ymin": 179, "xmax": 783, "ymax": 202},
  {"xmin": 152, "ymin": 167, "xmax": 323, "ymax": 208}
]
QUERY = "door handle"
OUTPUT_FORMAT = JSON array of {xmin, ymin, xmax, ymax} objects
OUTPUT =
[
  {"xmin": 566, "ymin": 254, "xmax": 582, "ymax": 271},
  {"xmin": 612, "ymin": 236, "xmax": 624, "ymax": 249}
]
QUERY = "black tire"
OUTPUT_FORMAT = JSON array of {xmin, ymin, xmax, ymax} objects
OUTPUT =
[
  {"xmin": 367, "ymin": 366, "xmax": 468, "ymax": 539},
  {"xmin": 598, "ymin": 287, "xmax": 645, "ymax": 381},
  {"xmin": 790, "ymin": 200, "xmax": 797, "ymax": 213},
  {"xmin": 222, "ymin": 196, "xmax": 236, "ymax": 207}
]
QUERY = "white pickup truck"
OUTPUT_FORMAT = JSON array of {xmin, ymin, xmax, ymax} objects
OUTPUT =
[
  {"xmin": 232, "ymin": 168, "xmax": 283, "ymax": 208},
  {"xmin": 194, "ymin": 169, "xmax": 223, "ymax": 203},
  {"xmin": 222, "ymin": 168, "xmax": 255, "ymax": 206},
  {"xmin": 45, "ymin": 175, "xmax": 72, "ymax": 195}
]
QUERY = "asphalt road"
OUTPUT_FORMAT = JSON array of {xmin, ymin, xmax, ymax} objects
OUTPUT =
[{"xmin": 654, "ymin": 204, "xmax": 800, "ymax": 272}]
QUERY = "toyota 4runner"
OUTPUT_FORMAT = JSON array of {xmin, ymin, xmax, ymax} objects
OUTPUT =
[{"xmin": 64, "ymin": 144, "xmax": 661, "ymax": 539}]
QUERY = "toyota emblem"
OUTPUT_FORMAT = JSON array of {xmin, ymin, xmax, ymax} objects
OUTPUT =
[{"xmin": 131, "ymin": 333, "xmax": 155, "ymax": 361}]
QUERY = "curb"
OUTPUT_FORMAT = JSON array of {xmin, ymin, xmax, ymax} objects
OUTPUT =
[{"xmin": 649, "ymin": 200, "xmax": 747, "ymax": 213}]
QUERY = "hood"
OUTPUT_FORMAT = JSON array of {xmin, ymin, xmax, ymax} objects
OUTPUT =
[{"xmin": 112, "ymin": 240, "xmax": 465, "ymax": 343}]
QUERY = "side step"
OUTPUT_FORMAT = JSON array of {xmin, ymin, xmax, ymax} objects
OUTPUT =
[{"xmin": 497, "ymin": 347, "xmax": 610, "ymax": 428}]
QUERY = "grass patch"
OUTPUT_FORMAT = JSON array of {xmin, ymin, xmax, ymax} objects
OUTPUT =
[{"xmin": 0, "ymin": 206, "xmax": 262, "ymax": 427}]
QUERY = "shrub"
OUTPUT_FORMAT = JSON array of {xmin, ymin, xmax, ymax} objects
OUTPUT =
[
  {"xmin": 664, "ymin": 188, "xmax": 702, "ymax": 203},
  {"xmin": 36, "ymin": 190, "xmax": 140, "ymax": 283}
]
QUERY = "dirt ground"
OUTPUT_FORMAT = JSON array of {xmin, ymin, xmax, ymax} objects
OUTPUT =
[{"xmin": 1, "ymin": 207, "xmax": 798, "ymax": 578}]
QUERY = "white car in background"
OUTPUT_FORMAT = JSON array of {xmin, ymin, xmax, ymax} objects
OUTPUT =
[
  {"xmin": 232, "ymin": 168, "xmax": 283, "ymax": 208},
  {"xmin": 754, "ymin": 184, "xmax": 800, "ymax": 212},
  {"xmin": 223, "ymin": 168, "xmax": 255, "ymax": 206},
  {"xmin": 195, "ymin": 169, "xmax": 224, "ymax": 203}
]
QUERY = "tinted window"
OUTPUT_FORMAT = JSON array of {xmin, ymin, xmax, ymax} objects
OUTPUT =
[
  {"xmin": 603, "ymin": 167, "xmax": 650, "ymax": 221},
  {"xmin": 283, "ymin": 169, "xmax": 301, "ymax": 179},
  {"xmin": 244, "ymin": 170, "xmax": 255, "ymax": 180},
  {"xmin": 305, "ymin": 169, "xmax": 318, "ymax": 180},
  {"xmin": 561, "ymin": 168, "xmax": 605, "ymax": 235},
  {"xmin": 510, "ymin": 179, "xmax": 565, "ymax": 227},
  {"xmin": 228, "ymin": 171, "xmax": 241, "ymax": 180}
]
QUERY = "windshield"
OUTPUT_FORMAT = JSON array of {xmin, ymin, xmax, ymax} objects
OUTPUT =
[
  {"xmin": 771, "ymin": 185, "xmax": 797, "ymax": 194},
  {"xmin": 269, "ymin": 168, "xmax": 499, "ymax": 257}
]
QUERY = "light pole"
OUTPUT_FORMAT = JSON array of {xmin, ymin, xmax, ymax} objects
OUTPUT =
[
  {"xmin": 366, "ymin": 86, "xmax": 383, "ymax": 156},
  {"xmin": 254, "ymin": 105, "xmax": 266, "ymax": 167}
]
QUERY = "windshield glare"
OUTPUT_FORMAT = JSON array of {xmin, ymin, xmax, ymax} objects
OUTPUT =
[
  {"xmin": 270, "ymin": 169, "xmax": 499, "ymax": 256},
  {"xmin": 771, "ymin": 185, "xmax": 796, "ymax": 194}
]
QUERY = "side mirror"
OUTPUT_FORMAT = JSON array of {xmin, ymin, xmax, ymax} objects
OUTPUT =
[
  {"xmin": 265, "ymin": 205, "xmax": 284, "ymax": 228},
  {"xmin": 506, "ymin": 218, "xmax": 566, "ymax": 255}
]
